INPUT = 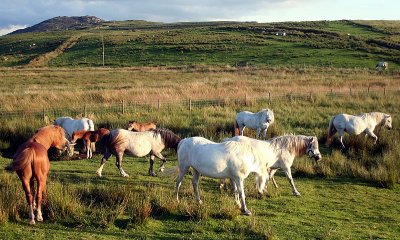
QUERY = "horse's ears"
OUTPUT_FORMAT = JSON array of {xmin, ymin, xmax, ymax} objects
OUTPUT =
[{"xmin": 385, "ymin": 114, "xmax": 391, "ymax": 118}]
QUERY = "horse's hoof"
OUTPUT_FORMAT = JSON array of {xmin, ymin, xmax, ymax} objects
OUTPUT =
[
  {"xmin": 122, "ymin": 174, "xmax": 129, "ymax": 178},
  {"xmin": 149, "ymin": 172, "xmax": 157, "ymax": 177},
  {"xmin": 96, "ymin": 171, "xmax": 102, "ymax": 177},
  {"xmin": 198, "ymin": 200, "xmax": 203, "ymax": 205},
  {"xmin": 37, "ymin": 216, "xmax": 43, "ymax": 222},
  {"xmin": 242, "ymin": 210, "xmax": 252, "ymax": 216},
  {"xmin": 159, "ymin": 168, "xmax": 165, "ymax": 172},
  {"xmin": 293, "ymin": 192, "xmax": 301, "ymax": 196},
  {"xmin": 29, "ymin": 219, "xmax": 35, "ymax": 225}
]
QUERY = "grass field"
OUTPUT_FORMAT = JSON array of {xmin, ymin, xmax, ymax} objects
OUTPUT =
[{"xmin": 0, "ymin": 19, "xmax": 400, "ymax": 239}]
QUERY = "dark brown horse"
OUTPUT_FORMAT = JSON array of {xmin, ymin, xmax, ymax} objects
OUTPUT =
[
  {"xmin": 127, "ymin": 121, "xmax": 156, "ymax": 132},
  {"xmin": 71, "ymin": 128, "xmax": 110, "ymax": 159},
  {"xmin": 5, "ymin": 125, "xmax": 69, "ymax": 225}
]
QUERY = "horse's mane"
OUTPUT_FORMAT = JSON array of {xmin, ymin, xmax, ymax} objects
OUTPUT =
[
  {"xmin": 269, "ymin": 134, "xmax": 310, "ymax": 156},
  {"xmin": 362, "ymin": 112, "xmax": 389, "ymax": 122},
  {"xmin": 31, "ymin": 125, "xmax": 65, "ymax": 149},
  {"xmin": 150, "ymin": 128, "xmax": 181, "ymax": 151}
]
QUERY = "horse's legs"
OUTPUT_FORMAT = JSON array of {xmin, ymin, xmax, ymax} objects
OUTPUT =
[
  {"xmin": 365, "ymin": 129, "xmax": 378, "ymax": 144},
  {"xmin": 96, "ymin": 149, "xmax": 112, "ymax": 177},
  {"xmin": 230, "ymin": 178, "xmax": 240, "ymax": 207},
  {"xmin": 35, "ymin": 175, "xmax": 47, "ymax": 222},
  {"xmin": 262, "ymin": 129, "xmax": 267, "ymax": 140},
  {"xmin": 148, "ymin": 155, "xmax": 156, "ymax": 176},
  {"xmin": 240, "ymin": 126, "xmax": 246, "ymax": 136},
  {"xmin": 191, "ymin": 169, "xmax": 202, "ymax": 204},
  {"xmin": 116, "ymin": 152, "xmax": 129, "ymax": 177},
  {"xmin": 85, "ymin": 140, "xmax": 91, "ymax": 159},
  {"xmin": 175, "ymin": 165, "xmax": 190, "ymax": 202},
  {"xmin": 338, "ymin": 129, "xmax": 346, "ymax": 149},
  {"xmin": 231, "ymin": 177, "xmax": 251, "ymax": 215},
  {"xmin": 283, "ymin": 168, "xmax": 300, "ymax": 196},
  {"xmin": 152, "ymin": 152, "xmax": 166, "ymax": 172},
  {"xmin": 18, "ymin": 172, "xmax": 35, "ymax": 224},
  {"xmin": 30, "ymin": 178, "xmax": 36, "ymax": 209},
  {"xmin": 269, "ymin": 168, "xmax": 279, "ymax": 189},
  {"xmin": 255, "ymin": 173, "xmax": 268, "ymax": 195},
  {"xmin": 256, "ymin": 128, "xmax": 261, "ymax": 139}
]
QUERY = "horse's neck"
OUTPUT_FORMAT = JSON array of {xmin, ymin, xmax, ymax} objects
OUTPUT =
[{"xmin": 364, "ymin": 112, "xmax": 383, "ymax": 126}]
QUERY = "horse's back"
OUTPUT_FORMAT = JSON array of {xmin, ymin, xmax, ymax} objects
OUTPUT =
[{"xmin": 333, "ymin": 113, "xmax": 366, "ymax": 134}]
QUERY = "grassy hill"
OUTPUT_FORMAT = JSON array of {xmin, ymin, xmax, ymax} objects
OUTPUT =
[{"xmin": 0, "ymin": 19, "xmax": 399, "ymax": 69}]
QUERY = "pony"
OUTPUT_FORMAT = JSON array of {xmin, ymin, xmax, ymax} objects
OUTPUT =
[
  {"xmin": 327, "ymin": 112, "xmax": 392, "ymax": 148},
  {"xmin": 71, "ymin": 128, "xmax": 110, "ymax": 159},
  {"xmin": 54, "ymin": 116, "xmax": 95, "ymax": 155},
  {"xmin": 127, "ymin": 121, "xmax": 156, "ymax": 132},
  {"xmin": 96, "ymin": 128, "xmax": 180, "ymax": 177},
  {"xmin": 225, "ymin": 135, "xmax": 321, "ymax": 196},
  {"xmin": 4, "ymin": 125, "xmax": 71, "ymax": 225},
  {"xmin": 174, "ymin": 137, "xmax": 272, "ymax": 215},
  {"xmin": 376, "ymin": 61, "xmax": 388, "ymax": 70},
  {"xmin": 234, "ymin": 109, "xmax": 275, "ymax": 139}
]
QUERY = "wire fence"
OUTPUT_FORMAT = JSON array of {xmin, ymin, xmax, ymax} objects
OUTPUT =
[{"xmin": 0, "ymin": 87, "xmax": 398, "ymax": 121}]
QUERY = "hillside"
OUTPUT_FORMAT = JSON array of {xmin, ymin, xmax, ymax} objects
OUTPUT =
[{"xmin": 0, "ymin": 17, "xmax": 399, "ymax": 69}]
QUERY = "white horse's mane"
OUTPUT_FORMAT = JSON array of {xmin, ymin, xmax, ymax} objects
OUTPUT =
[{"xmin": 269, "ymin": 134, "xmax": 313, "ymax": 155}]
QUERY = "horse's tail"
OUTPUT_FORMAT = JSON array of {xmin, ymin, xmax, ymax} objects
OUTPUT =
[
  {"xmin": 5, "ymin": 144, "xmax": 35, "ymax": 172},
  {"xmin": 326, "ymin": 116, "xmax": 337, "ymax": 146},
  {"xmin": 233, "ymin": 120, "xmax": 240, "ymax": 137},
  {"xmin": 161, "ymin": 166, "xmax": 179, "ymax": 177}
]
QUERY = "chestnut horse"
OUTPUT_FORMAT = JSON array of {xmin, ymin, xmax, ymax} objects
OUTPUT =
[
  {"xmin": 71, "ymin": 128, "xmax": 110, "ymax": 159},
  {"xmin": 127, "ymin": 121, "xmax": 156, "ymax": 132},
  {"xmin": 5, "ymin": 125, "xmax": 70, "ymax": 225}
]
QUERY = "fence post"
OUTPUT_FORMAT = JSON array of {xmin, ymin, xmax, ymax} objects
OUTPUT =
[
  {"xmin": 122, "ymin": 100, "xmax": 125, "ymax": 114},
  {"xmin": 309, "ymin": 92, "xmax": 312, "ymax": 102},
  {"xmin": 42, "ymin": 107, "xmax": 46, "ymax": 123},
  {"xmin": 349, "ymin": 88, "xmax": 352, "ymax": 96},
  {"xmin": 188, "ymin": 99, "xmax": 192, "ymax": 111},
  {"xmin": 368, "ymin": 86, "xmax": 370, "ymax": 95},
  {"xmin": 330, "ymin": 88, "xmax": 333, "ymax": 95},
  {"xmin": 157, "ymin": 99, "xmax": 160, "ymax": 110},
  {"xmin": 268, "ymin": 91, "xmax": 271, "ymax": 105},
  {"xmin": 245, "ymin": 94, "xmax": 248, "ymax": 106}
]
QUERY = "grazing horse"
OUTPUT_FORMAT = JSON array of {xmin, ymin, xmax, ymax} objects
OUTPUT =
[
  {"xmin": 71, "ymin": 128, "xmax": 110, "ymax": 159},
  {"xmin": 174, "ymin": 137, "xmax": 272, "ymax": 215},
  {"xmin": 4, "ymin": 125, "xmax": 71, "ymax": 225},
  {"xmin": 227, "ymin": 135, "xmax": 322, "ymax": 196},
  {"xmin": 54, "ymin": 116, "xmax": 95, "ymax": 155},
  {"xmin": 234, "ymin": 109, "xmax": 275, "ymax": 139},
  {"xmin": 96, "ymin": 128, "xmax": 180, "ymax": 177},
  {"xmin": 327, "ymin": 112, "xmax": 392, "ymax": 148},
  {"xmin": 376, "ymin": 61, "xmax": 388, "ymax": 70},
  {"xmin": 127, "ymin": 121, "xmax": 156, "ymax": 132}
]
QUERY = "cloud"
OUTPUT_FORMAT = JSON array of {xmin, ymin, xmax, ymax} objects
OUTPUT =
[{"xmin": 0, "ymin": 24, "xmax": 27, "ymax": 36}]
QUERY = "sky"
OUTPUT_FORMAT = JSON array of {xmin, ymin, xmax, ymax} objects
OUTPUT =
[{"xmin": 1, "ymin": 0, "xmax": 399, "ymax": 35}]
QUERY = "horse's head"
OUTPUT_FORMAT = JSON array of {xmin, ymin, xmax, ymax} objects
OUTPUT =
[
  {"xmin": 127, "ymin": 121, "xmax": 137, "ymax": 131},
  {"xmin": 53, "ymin": 126, "xmax": 75, "ymax": 156},
  {"xmin": 383, "ymin": 114, "xmax": 392, "ymax": 130},
  {"xmin": 306, "ymin": 136, "xmax": 322, "ymax": 162},
  {"xmin": 98, "ymin": 128, "xmax": 110, "ymax": 137}
]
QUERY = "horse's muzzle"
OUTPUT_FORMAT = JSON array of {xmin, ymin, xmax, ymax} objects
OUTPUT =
[{"xmin": 314, "ymin": 155, "xmax": 322, "ymax": 162}]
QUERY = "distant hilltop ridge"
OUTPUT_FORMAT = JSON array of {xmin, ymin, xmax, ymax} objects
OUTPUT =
[{"xmin": 10, "ymin": 15, "xmax": 104, "ymax": 34}]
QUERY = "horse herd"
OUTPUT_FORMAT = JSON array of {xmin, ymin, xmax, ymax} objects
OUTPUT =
[{"xmin": 4, "ymin": 110, "xmax": 392, "ymax": 224}]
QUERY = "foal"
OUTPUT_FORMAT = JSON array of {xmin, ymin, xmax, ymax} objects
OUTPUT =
[{"xmin": 71, "ymin": 128, "xmax": 110, "ymax": 159}]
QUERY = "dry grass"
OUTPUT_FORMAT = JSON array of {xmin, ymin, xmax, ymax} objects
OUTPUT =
[{"xmin": 0, "ymin": 66, "xmax": 398, "ymax": 111}]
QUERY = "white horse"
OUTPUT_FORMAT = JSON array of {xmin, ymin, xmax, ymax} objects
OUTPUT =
[
  {"xmin": 376, "ymin": 61, "xmax": 388, "ymax": 70},
  {"xmin": 54, "ymin": 116, "xmax": 95, "ymax": 155},
  {"xmin": 226, "ymin": 135, "xmax": 321, "ymax": 196},
  {"xmin": 174, "ymin": 136, "xmax": 271, "ymax": 215},
  {"xmin": 327, "ymin": 112, "xmax": 392, "ymax": 148},
  {"xmin": 234, "ymin": 109, "xmax": 274, "ymax": 139},
  {"xmin": 96, "ymin": 128, "xmax": 180, "ymax": 177}
]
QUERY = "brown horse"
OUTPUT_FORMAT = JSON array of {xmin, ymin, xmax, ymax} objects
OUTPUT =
[
  {"xmin": 71, "ymin": 128, "xmax": 110, "ymax": 159},
  {"xmin": 5, "ymin": 125, "xmax": 70, "ymax": 225},
  {"xmin": 127, "ymin": 121, "xmax": 156, "ymax": 132}
]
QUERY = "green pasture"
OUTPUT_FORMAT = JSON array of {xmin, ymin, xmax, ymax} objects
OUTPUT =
[
  {"xmin": 0, "ymin": 20, "xmax": 399, "ymax": 69},
  {"xmin": 0, "ymin": 92, "xmax": 400, "ymax": 239}
]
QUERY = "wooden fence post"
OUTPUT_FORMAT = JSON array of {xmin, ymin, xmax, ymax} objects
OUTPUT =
[
  {"xmin": 157, "ymin": 99, "xmax": 160, "ymax": 110},
  {"xmin": 188, "ymin": 99, "xmax": 192, "ymax": 111},
  {"xmin": 42, "ymin": 107, "xmax": 46, "ymax": 123},
  {"xmin": 245, "ymin": 94, "xmax": 248, "ymax": 106},
  {"xmin": 349, "ymin": 88, "xmax": 352, "ymax": 96},
  {"xmin": 122, "ymin": 100, "xmax": 125, "ymax": 114},
  {"xmin": 268, "ymin": 91, "xmax": 271, "ymax": 105},
  {"xmin": 367, "ymin": 86, "xmax": 370, "ymax": 95}
]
